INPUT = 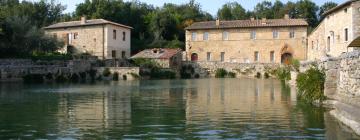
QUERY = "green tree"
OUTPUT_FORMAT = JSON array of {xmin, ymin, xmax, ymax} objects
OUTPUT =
[
  {"xmin": 294, "ymin": 0, "xmax": 319, "ymax": 28},
  {"xmin": 217, "ymin": 2, "xmax": 246, "ymax": 20},
  {"xmin": 319, "ymin": 2, "xmax": 338, "ymax": 20}
]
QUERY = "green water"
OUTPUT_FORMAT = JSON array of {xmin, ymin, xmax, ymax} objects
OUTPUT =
[{"xmin": 0, "ymin": 78, "xmax": 359, "ymax": 139}]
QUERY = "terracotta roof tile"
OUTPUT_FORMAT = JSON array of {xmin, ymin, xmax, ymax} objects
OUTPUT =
[
  {"xmin": 185, "ymin": 19, "xmax": 308, "ymax": 30},
  {"xmin": 131, "ymin": 48, "xmax": 182, "ymax": 59},
  {"xmin": 44, "ymin": 19, "xmax": 133, "ymax": 29}
]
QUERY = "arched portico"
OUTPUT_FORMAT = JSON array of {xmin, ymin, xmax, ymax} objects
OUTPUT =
[{"xmin": 280, "ymin": 44, "xmax": 294, "ymax": 65}]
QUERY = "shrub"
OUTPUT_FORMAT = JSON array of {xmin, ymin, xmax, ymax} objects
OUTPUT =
[
  {"xmin": 255, "ymin": 72, "xmax": 262, "ymax": 78},
  {"xmin": 70, "ymin": 73, "xmax": 80, "ymax": 83},
  {"xmin": 276, "ymin": 67, "xmax": 291, "ymax": 81},
  {"xmin": 103, "ymin": 68, "xmax": 111, "ymax": 77},
  {"xmin": 113, "ymin": 72, "xmax": 119, "ymax": 81},
  {"xmin": 296, "ymin": 67, "xmax": 326, "ymax": 103},
  {"xmin": 79, "ymin": 72, "xmax": 87, "ymax": 82},
  {"xmin": 150, "ymin": 69, "xmax": 176, "ymax": 79},
  {"xmin": 23, "ymin": 74, "xmax": 44, "ymax": 83},
  {"xmin": 88, "ymin": 69, "xmax": 97, "ymax": 81},
  {"xmin": 55, "ymin": 74, "xmax": 68, "ymax": 83},
  {"xmin": 215, "ymin": 68, "xmax": 228, "ymax": 78},
  {"xmin": 290, "ymin": 59, "xmax": 300, "ymax": 72},
  {"xmin": 228, "ymin": 72, "xmax": 236, "ymax": 78},
  {"xmin": 45, "ymin": 73, "xmax": 53, "ymax": 80},
  {"xmin": 194, "ymin": 74, "xmax": 200, "ymax": 79}
]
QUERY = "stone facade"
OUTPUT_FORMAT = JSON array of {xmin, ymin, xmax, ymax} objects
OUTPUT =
[
  {"xmin": 307, "ymin": 0, "xmax": 360, "ymax": 60},
  {"xmin": 96, "ymin": 67, "xmax": 140, "ymax": 80},
  {"xmin": 185, "ymin": 17, "xmax": 307, "ymax": 64},
  {"xmin": 45, "ymin": 17, "xmax": 132, "ymax": 60}
]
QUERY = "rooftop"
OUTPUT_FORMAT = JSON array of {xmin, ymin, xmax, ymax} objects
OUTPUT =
[
  {"xmin": 185, "ymin": 18, "xmax": 308, "ymax": 30},
  {"xmin": 44, "ymin": 18, "xmax": 133, "ymax": 29},
  {"xmin": 322, "ymin": 0, "xmax": 359, "ymax": 17},
  {"xmin": 131, "ymin": 48, "xmax": 182, "ymax": 59}
]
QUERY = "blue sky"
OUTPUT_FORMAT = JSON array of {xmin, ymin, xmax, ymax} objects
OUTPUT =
[{"xmin": 28, "ymin": 0, "xmax": 345, "ymax": 16}]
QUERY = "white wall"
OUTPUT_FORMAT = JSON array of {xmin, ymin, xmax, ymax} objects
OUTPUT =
[{"xmin": 105, "ymin": 24, "xmax": 131, "ymax": 59}]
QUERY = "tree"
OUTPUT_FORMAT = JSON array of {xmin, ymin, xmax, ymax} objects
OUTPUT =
[
  {"xmin": 294, "ymin": 0, "xmax": 319, "ymax": 28},
  {"xmin": 319, "ymin": 2, "xmax": 338, "ymax": 20},
  {"xmin": 217, "ymin": 2, "xmax": 246, "ymax": 20}
]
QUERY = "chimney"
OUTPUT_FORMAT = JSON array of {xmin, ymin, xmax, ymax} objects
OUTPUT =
[
  {"xmin": 216, "ymin": 18, "xmax": 220, "ymax": 27},
  {"xmin": 284, "ymin": 14, "xmax": 290, "ymax": 19},
  {"xmin": 250, "ymin": 17, "xmax": 255, "ymax": 21},
  {"xmin": 81, "ymin": 16, "xmax": 87, "ymax": 24}
]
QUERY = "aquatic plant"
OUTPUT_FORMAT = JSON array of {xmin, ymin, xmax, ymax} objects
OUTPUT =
[
  {"xmin": 215, "ymin": 68, "xmax": 227, "ymax": 78},
  {"xmin": 276, "ymin": 67, "xmax": 291, "ymax": 81}
]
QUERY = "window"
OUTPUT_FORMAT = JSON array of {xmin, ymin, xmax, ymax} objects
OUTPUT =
[
  {"xmin": 345, "ymin": 28, "xmax": 349, "ymax": 42},
  {"xmin": 250, "ymin": 30, "xmax": 256, "ymax": 39},
  {"xmin": 344, "ymin": 8, "xmax": 348, "ymax": 13},
  {"xmin": 273, "ymin": 30, "xmax": 279, "ymax": 39},
  {"xmin": 113, "ymin": 30, "xmax": 117, "ymax": 40},
  {"xmin": 53, "ymin": 33, "xmax": 57, "ymax": 39},
  {"xmin": 223, "ymin": 31, "xmax": 229, "ymax": 40},
  {"xmin": 207, "ymin": 52, "xmax": 211, "ymax": 61},
  {"xmin": 203, "ymin": 32, "xmax": 209, "ymax": 41},
  {"xmin": 327, "ymin": 36, "xmax": 331, "ymax": 52},
  {"xmin": 74, "ymin": 32, "xmax": 78, "ymax": 39},
  {"xmin": 220, "ymin": 52, "xmax": 225, "ymax": 62},
  {"xmin": 270, "ymin": 51, "xmax": 275, "ymax": 62},
  {"xmin": 112, "ymin": 50, "xmax": 116, "ymax": 58},
  {"xmin": 312, "ymin": 41, "xmax": 314, "ymax": 50},
  {"xmin": 191, "ymin": 32, "xmax": 197, "ymax": 41},
  {"xmin": 123, "ymin": 32, "xmax": 126, "ymax": 41},
  {"xmin": 122, "ymin": 51, "xmax": 126, "ymax": 58},
  {"xmin": 254, "ymin": 51, "xmax": 259, "ymax": 62},
  {"xmin": 290, "ymin": 30, "xmax": 295, "ymax": 38}
]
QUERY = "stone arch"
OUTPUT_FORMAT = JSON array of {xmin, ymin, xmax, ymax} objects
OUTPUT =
[
  {"xmin": 191, "ymin": 53, "xmax": 198, "ymax": 62},
  {"xmin": 280, "ymin": 44, "xmax": 294, "ymax": 64}
]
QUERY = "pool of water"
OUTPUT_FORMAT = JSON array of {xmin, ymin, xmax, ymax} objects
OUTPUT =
[{"xmin": 0, "ymin": 78, "xmax": 359, "ymax": 139}]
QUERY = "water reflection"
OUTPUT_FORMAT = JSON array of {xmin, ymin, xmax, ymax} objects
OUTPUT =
[{"xmin": 0, "ymin": 79, "xmax": 359, "ymax": 139}]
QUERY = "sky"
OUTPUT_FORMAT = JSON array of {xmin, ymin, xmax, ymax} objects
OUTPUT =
[{"xmin": 28, "ymin": 0, "xmax": 345, "ymax": 16}]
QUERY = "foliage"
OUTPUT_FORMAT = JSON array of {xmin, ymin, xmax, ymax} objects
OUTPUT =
[
  {"xmin": 319, "ymin": 2, "xmax": 338, "ymax": 20},
  {"xmin": 113, "ymin": 72, "xmax": 119, "ymax": 81},
  {"xmin": 70, "ymin": 73, "xmax": 80, "ymax": 83},
  {"xmin": 264, "ymin": 72, "xmax": 270, "ymax": 79},
  {"xmin": 276, "ymin": 67, "xmax": 291, "ymax": 81},
  {"xmin": 180, "ymin": 65, "xmax": 195, "ymax": 79},
  {"xmin": 31, "ymin": 52, "xmax": 72, "ymax": 61},
  {"xmin": 217, "ymin": 2, "xmax": 247, "ymax": 20},
  {"xmin": 150, "ymin": 69, "xmax": 176, "ymax": 79},
  {"xmin": 45, "ymin": 73, "xmax": 53, "ymax": 80},
  {"xmin": 103, "ymin": 68, "xmax": 111, "ymax": 77},
  {"xmin": 55, "ymin": 74, "xmax": 68, "ymax": 83},
  {"xmin": 131, "ymin": 58, "xmax": 160, "ymax": 69},
  {"xmin": 290, "ymin": 59, "xmax": 301, "ymax": 72},
  {"xmin": 23, "ymin": 74, "xmax": 44, "ymax": 83},
  {"xmin": 88, "ymin": 69, "xmax": 97, "ymax": 81},
  {"xmin": 228, "ymin": 72, "xmax": 236, "ymax": 78},
  {"xmin": 79, "ymin": 72, "xmax": 87, "ymax": 82},
  {"xmin": 296, "ymin": 66, "xmax": 326, "ymax": 103},
  {"xmin": 215, "ymin": 68, "xmax": 228, "ymax": 78},
  {"xmin": 122, "ymin": 75, "xmax": 127, "ymax": 80}
]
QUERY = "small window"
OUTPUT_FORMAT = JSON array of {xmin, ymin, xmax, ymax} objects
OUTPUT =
[
  {"xmin": 345, "ymin": 28, "xmax": 349, "ymax": 41},
  {"xmin": 327, "ymin": 36, "xmax": 331, "ymax": 52},
  {"xmin": 112, "ymin": 50, "xmax": 116, "ymax": 58},
  {"xmin": 74, "ymin": 32, "xmax": 78, "ymax": 39},
  {"xmin": 122, "ymin": 51, "xmax": 126, "ymax": 58},
  {"xmin": 312, "ymin": 41, "xmax": 314, "ymax": 50},
  {"xmin": 207, "ymin": 52, "xmax": 211, "ymax": 61},
  {"xmin": 203, "ymin": 32, "xmax": 209, "ymax": 41},
  {"xmin": 113, "ymin": 30, "xmax": 117, "ymax": 40},
  {"xmin": 223, "ymin": 31, "xmax": 229, "ymax": 40},
  {"xmin": 344, "ymin": 8, "xmax": 348, "ymax": 13},
  {"xmin": 273, "ymin": 30, "xmax": 279, "ymax": 39},
  {"xmin": 290, "ymin": 30, "xmax": 295, "ymax": 38},
  {"xmin": 270, "ymin": 51, "xmax": 275, "ymax": 62},
  {"xmin": 220, "ymin": 52, "xmax": 225, "ymax": 62},
  {"xmin": 250, "ymin": 31, "xmax": 256, "ymax": 39},
  {"xmin": 254, "ymin": 51, "xmax": 259, "ymax": 62},
  {"xmin": 123, "ymin": 32, "xmax": 126, "ymax": 41},
  {"xmin": 191, "ymin": 32, "xmax": 197, "ymax": 41}
]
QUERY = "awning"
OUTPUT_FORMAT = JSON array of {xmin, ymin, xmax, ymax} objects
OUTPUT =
[{"xmin": 348, "ymin": 36, "xmax": 360, "ymax": 47}]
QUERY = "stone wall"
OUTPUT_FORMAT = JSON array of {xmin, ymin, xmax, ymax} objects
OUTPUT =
[
  {"xmin": 96, "ymin": 67, "xmax": 139, "ymax": 80},
  {"xmin": 182, "ymin": 61, "xmax": 280, "ymax": 78},
  {"xmin": 300, "ymin": 51, "xmax": 360, "ymax": 135}
]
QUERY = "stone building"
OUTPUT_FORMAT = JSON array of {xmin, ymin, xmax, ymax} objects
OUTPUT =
[
  {"xmin": 185, "ymin": 15, "xmax": 308, "ymax": 64},
  {"xmin": 130, "ymin": 48, "xmax": 182, "ymax": 69},
  {"xmin": 307, "ymin": 0, "xmax": 360, "ymax": 60},
  {"xmin": 44, "ymin": 17, "xmax": 132, "ymax": 60}
]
